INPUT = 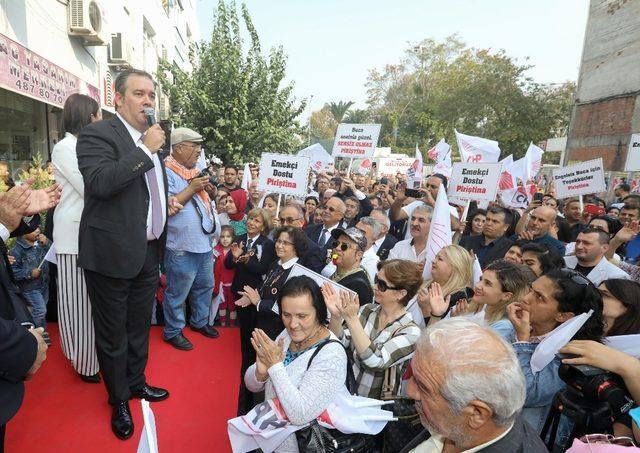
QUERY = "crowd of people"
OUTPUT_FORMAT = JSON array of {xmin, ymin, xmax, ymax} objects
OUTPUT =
[{"xmin": 1, "ymin": 67, "xmax": 640, "ymax": 453}]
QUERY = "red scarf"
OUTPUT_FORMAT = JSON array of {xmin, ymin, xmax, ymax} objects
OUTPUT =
[{"xmin": 228, "ymin": 189, "xmax": 248, "ymax": 221}]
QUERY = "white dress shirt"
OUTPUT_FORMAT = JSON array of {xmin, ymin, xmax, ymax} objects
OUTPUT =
[
  {"xmin": 388, "ymin": 238, "xmax": 428, "ymax": 263},
  {"xmin": 116, "ymin": 113, "xmax": 167, "ymax": 240}
]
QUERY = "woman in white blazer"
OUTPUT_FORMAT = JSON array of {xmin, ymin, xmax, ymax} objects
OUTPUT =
[{"xmin": 52, "ymin": 94, "xmax": 102, "ymax": 383}]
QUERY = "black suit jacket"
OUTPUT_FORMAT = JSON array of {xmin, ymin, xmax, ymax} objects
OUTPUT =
[
  {"xmin": 224, "ymin": 234, "xmax": 276, "ymax": 295},
  {"xmin": 400, "ymin": 414, "xmax": 547, "ymax": 453},
  {"xmin": 299, "ymin": 236, "xmax": 325, "ymax": 273},
  {"xmin": 459, "ymin": 234, "xmax": 514, "ymax": 268},
  {"xmin": 305, "ymin": 222, "xmax": 335, "ymax": 257},
  {"xmin": 376, "ymin": 234, "xmax": 398, "ymax": 261},
  {"xmin": 76, "ymin": 116, "xmax": 168, "ymax": 279}
]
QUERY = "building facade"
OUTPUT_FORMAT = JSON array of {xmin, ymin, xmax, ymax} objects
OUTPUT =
[
  {"xmin": 0, "ymin": 0, "xmax": 198, "ymax": 179},
  {"xmin": 564, "ymin": 0, "xmax": 640, "ymax": 170}
]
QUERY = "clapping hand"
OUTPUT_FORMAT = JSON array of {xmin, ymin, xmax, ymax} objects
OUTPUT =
[
  {"xmin": 0, "ymin": 185, "xmax": 31, "ymax": 231},
  {"xmin": 507, "ymin": 301, "xmax": 531, "ymax": 341},
  {"xmin": 230, "ymin": 241, "xmax": 245, "ymax": 259},
  {"xmin": 427, "ymin": 283, "xmax": 450, "ymax": 318},
  {"xmin": 337, "ymin": 291, "xmax": 360, "ymax": 321},
  {"xmin": 25, "ymin": 183, "xmax": 61, "ymax": 216},
  {"xmin": 451, "ymin": 298, "xmax": 469, "ymax": 317},
  {"xmin": 235, "ymin": 296, "xmax": 252, "ymax": 308},
  {"xmin": 251, "ymin": 329, "xmax": 284, "ymax": 370},
  {"xmin": 238, "ymin": 286, "xmax": 260, "ymax": 306},
  {"xmin": 321, "ymin": 283, "xmax": 342, "ymax": 319}
]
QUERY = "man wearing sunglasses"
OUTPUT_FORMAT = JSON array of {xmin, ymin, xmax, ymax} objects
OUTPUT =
[
  {"xmin": 277, "ymin": 203, "xmax": 324, "ymax": 273},
  {"xmin": 328, "ymin": 227, "xmax": 374, "ymax": 306},
  {"xmin": 305, "ymin": 196, "xmax": 347, "ymax": 256}
]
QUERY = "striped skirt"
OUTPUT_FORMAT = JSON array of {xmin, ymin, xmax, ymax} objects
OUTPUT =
[{"xmin": 56, "ymin": 253, "xmax": 99, "ymax": 376}]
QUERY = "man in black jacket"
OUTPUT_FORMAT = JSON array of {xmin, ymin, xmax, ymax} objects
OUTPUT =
[
  {"xmin": 328, "ymin": 228, "xmax": 373, "ymax": 306},
  {"xmin": 370, "ymin": 209, "xmax": 397, "ymax": 261},
  {"xmin": 459, "ymin": 206, "xmax": 513, "ymax": 268},
  {"xmin": 402, "ymin": 318, "xmax": 546, "ymax": 453}
]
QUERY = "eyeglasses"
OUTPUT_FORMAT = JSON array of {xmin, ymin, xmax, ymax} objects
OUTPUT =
[
  {"xmin": 374, "ymin": 275, "xmax": 401, "ymax": 292},
  {"xmin": 332, "ymin": 240, "xmax": 352, "ymax": 252},
  {"xmin": 325, "ymin": 206, "xmax": 342, "ymax": 213},
  {"xmin": 278, "ymin": 217, "xmax": 303, "ymax": 225},
  {"xmin": 275, "ymin": 239, "xmax": 294, "ymax": 247}
]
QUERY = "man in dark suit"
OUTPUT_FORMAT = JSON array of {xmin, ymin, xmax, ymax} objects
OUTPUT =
[
  {"xmin": 0, "ymin": 184, "xmax": 54, "ymax": 449},
  {"xmin": 369, "ymin": 208, "xmax": 397, "ymax": 261},
  {"xmin": 402, "ymin": 318, "xmax": 546, "ymax": 453},
  {"xmin": 77, "ymin": 69, "xmax": 176, "ymax": 440},
  {"xmin": 305, "ymin": 196, "xmax": 346, "ymax": 259},
  {"xmin": 278, "ymin": 203, "xmax": 324, "ymax": 272},
  {"xmin": 459, "ymin": 206, "xmax": 514, "ymax": 268}
]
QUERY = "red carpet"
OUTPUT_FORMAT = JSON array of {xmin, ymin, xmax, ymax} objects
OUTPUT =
[{"xmin": 5, "ymin": 323, "xmax": 240, "ymax": 453}]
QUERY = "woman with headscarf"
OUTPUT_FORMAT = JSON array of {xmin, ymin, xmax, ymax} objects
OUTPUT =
[{"xmin": 225, "ymin": 189, "xmax": 248, "ymax": 236}]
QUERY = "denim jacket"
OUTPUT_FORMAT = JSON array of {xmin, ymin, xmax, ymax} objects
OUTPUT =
[
  {"xmin": 10, "ymin": 238, "xmax": 51, "ymax": 291},
  {"xmin": 514, "ymin": 341, "xmax": 571, "ymax": 448}
]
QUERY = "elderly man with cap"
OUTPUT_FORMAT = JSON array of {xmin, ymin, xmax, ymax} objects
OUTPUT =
[
  {"xmin": 329, "ymin": 227, "xmax": 374, "ymax": 306},
  {"xmin": 162, "ymin": 127, "xmax": 219, "ymax": 351}
]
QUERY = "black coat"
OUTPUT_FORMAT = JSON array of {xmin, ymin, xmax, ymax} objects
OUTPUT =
[
  {"xmin": 76, "ymin": 116, "xmax": 168, "ymax": 279},
  {"xmin": 459, "ymin": 234, "xmax": 514, "ymax": 268},
  {"xmin": 399, "ymin": 415, "xmax": 548, "ymax": 453},
  {"xmin": 376, "ymin": 234, "xmax": 398, "ymax": 261},
  {"xmin": 224, "ymin": 234, "xmax": 276, "ymax": 296},
  {"xmin": 299, "ymin": 236, "xmax": 325, "ymax": 273},
  {"xmin": 336, "ymin": 269, "xmax": 374, "ymax": 306},
  {"xmin": 255, "ymin": 261, "xmax": 294, "ymax": 340},
  {"xmin": 305, "ymin": 222, "xmax": 335, "ymax": 257}
]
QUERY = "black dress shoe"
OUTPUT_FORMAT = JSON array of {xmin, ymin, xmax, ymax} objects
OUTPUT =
[
  {"xmin": 79, "ymin": 373, "xmax": 101, "ymax": 384},
  {"xmin": 131, "ymin": 384, "xmax": 169, "ymax": 402},
  {"xmin": 190, "ymin": 324, "xmax": 220, "ymax": 338},
  {"xmin": 111, "ymin": 401, "xmax": 134, "ymax": 440},
  {"xmin": 164, "ymin": 333, "xmax": 193, "ymax": 350}
]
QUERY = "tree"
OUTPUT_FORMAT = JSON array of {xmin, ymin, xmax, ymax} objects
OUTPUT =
[
  {"xmin": 328, "ymin": 101, "xmax": 354, "ymax": 123},
  {"xmin": 309, "ymin": 105, "xmax": 337, "ymax": 142},
  {"xmin": 366, "ymin": 36, "xmax": 576, "ymax": 159},
  {"xmin": 157, "ymin": 0, "xmax": 305, "ymax": 164},
  {"xmin": 343, "ymin": 109, "xmax": 370, "ymax": 124}
]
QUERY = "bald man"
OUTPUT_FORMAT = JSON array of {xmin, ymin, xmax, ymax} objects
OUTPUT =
[
  {"xmin": 305, "ymin": 196, "xmax": 346, "ymax": 257},
  {"xmin": 514, "ymin": 205, "xmax": 566, "ymax": 255}
]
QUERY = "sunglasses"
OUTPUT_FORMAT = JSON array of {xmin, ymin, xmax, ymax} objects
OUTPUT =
[
  {"xmin": 374, "ymin": 275, "xmax": 400, "ymax": 292},
  {"xmin": 332, "ymin": 240, "xmax": 352, "ymax": 252}
]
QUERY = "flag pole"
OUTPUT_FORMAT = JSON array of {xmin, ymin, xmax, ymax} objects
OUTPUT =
[
  {"xmin": 579, "ymin": 194, "xmax": 584, "ymax": 212},
  {"xmin": 461, "ymin": 199, "xmax": 472, "ymax": 223},
  {"xmin": 276, "ymin": 193, "xmax": 282, "ymax": 219},
  {"xmin": 347, "ymin": 157, "xmax": 354, "ymax": 175}
]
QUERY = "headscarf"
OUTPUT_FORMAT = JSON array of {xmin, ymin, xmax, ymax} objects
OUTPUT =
[{"xmin": 228, "ymin": 189, "xmax": 248, "ymax": 221}]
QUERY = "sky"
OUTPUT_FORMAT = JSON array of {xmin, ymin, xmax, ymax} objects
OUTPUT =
[{"xmin": 196, "ymin": 0, "xmax": 590, "ymax": 117}]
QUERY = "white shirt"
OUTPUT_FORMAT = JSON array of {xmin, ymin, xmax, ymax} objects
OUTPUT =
[
  {"xmin": 563, "ymin": 255, "xmax": 630, "ymax": 286},
  {"xmin": 360, "ymin": 247, "xmax": 379, "ymax": 282},
  {"xmin": 388, "ymin": 238, "xmax": 428, "ymax": 263},
  {"xmin": 372, "ymin": 236, "xmax": 386, "ymax": 253},
  {"xmin": 402, "ymin": 200, "xmax": 459, "ymax": 240},
  {"xmin": 116, "ymin": 113, "xmax": 167, "ymax": 241},
  {"xmin": 410, "ymin": 423, "xmax": 514, "ymax": 453}
]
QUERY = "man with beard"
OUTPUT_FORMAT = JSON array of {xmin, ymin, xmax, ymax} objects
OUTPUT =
[
  {"xmin": 402, "ymin": 318, "xmax": 547, "ymax": 453},
  {"xmin": 388, "ymin": 204, "xmax": 432, "ymax": 268}
]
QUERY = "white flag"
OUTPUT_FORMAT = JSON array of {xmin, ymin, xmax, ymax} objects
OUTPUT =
[
  {"xmin": 422, "ymin": 184, "xmax": 453, "ymax": 279},
  {"xmin": 137, "ymin": 400, "xmax": 159, "ymax": 453},
  {"xmin": 427, "ymin": 138, "xmax": 450, "ymax": 162},
  {"xmin": 524, "ymin": 142, "xmax": 544, "ymax": 181},
  {"xmin": 407, "ymin": 145, "xmax": 423, "ymax": 187},
  {"xmin": 357, "ymin": 158, "xmax": 373, "ymax": 176},
  {"xmin": 498, "ymin": 155, "xmax": 516, "ymax": 191},
  {"xmin": 241, "ymin": 163, "xmax": 252, "ymax": 192},
  {"xmin": 530, "ymin": 310, "xmax": 593, "ymax": 373},
  {"xmin": 455, "ymin": 130, "xmax": 501, "ymax": 164},
  {"xmin": 297, "ymin": 143, "xmax": 334, "ymax": 172},
  {"xmin": 472, "ymin": 257, "xmax": 482, "ymax": 284}
]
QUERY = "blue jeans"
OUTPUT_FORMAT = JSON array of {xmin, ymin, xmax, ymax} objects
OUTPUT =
[
  {"xmin": 162, "ymin": 249, "xmax": 214, "ymax": 340},
  {"xmin": 23, "ymin": 286, "xmax": 49, "ymax": 328}
]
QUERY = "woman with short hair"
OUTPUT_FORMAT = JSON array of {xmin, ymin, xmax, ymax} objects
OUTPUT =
[
  {"xmin": 244, "ymin": 276, "xmax": 347, "ymax": 453},
  {"xmin": 325, "ymin": 259, "xmax": 422, "ymax": 398},
  {"xmin": 52, "ymin": 93, "xmax": 102, "ymax": 383}
]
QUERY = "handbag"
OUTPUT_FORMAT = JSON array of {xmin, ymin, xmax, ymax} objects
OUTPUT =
[
  {"xmin": 295, "ymin": 339, "xmax": 375, "ymax": 453},
  {"xmin": 379, "ymin": 327, "xmax": 423, "ymax": 453}
]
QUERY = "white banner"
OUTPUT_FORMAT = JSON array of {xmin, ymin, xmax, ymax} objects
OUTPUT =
[
  {"xmin": 258, "ymin": 153, "xmax": 310, "ymax": 197},
  {"xmin": 448, "ymin": 162, "xmax": 502, "ymax": 202},
  {"xmin": 624, "ymin": 133, "xmax": 640, "ymax": 172},
  {"xmin": 376, "ymin": 157, "xmax": 415, "ymax": 177},
  {"xmin": 552, "ymin": 158, "xmax": 606, "ymax": 199},
  {"xmin": 332, "ymin": 123, "xmax": 381, "ymax": 158}
]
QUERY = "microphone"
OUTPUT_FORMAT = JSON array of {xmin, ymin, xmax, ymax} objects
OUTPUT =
[{"xmin": 144, "ymin": 107, "xmax": 156, "ymax": 126}]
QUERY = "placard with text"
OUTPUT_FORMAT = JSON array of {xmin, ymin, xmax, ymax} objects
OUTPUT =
[
  {"xmin": 447, "ymin": 162, "xmax": 502, "ymax": 202},
  {"xmin": 258, "ymin": 153, "xmax": 310, "ymax": 196},
  {"xmin": 332, "ymin": 123, "xmax": 381, "ymax": 158},
  {"xmin": 624, "ymin": 133, "xmax": 640, "ymax": 172},
  {"xmin": 552, "ymin": 158, "xmax": 606, "ymax": 199}
]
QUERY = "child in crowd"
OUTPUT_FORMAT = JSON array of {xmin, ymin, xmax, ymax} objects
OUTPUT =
[
  {"xmin": 10, "ymin": 227, "xmax": 51, "ymax": 328},
  {"xmin": 212, "ymin": 225, "xmax": 237, "ymax": 326}
]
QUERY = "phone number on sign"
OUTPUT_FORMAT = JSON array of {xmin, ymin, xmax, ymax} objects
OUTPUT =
[{"xmin": 14, "ymin": 79, "xmax": 64, "ymax": 104}]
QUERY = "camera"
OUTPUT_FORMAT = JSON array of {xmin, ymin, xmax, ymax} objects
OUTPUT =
[{"xmin": 198, "ymin": 168, "xmax": 218, "ymax": 186}]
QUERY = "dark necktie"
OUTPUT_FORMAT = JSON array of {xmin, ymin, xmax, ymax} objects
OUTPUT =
[{"xmin": 318, "ymin": 228, "xmax": 329, "ymax": 247}]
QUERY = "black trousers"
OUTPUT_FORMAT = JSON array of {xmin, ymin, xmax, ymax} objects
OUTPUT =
[
  {"xmin": 236, "ymin": 302, "xmax": 257, "ymax": 416},
  {"xmin": 84, "ymin": 240, "xmax": 160, "ymax": 405}
]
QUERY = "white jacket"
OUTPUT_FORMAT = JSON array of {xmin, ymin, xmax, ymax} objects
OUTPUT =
[
  {"xmin": 564, "ymin": 255, "xmax": 630, "ymax": 286},
  {"xmin": 52, "ymin": 133, "xmax": 84, "ymax": 254}
]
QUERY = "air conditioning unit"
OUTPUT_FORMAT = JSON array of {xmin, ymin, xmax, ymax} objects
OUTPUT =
[
  {"xmin": 108, "ymin": 33, "xmax": 134, "ymax": 68},
  {"xmin": 68, "ymin": 0, "xmax": 108, "ymax": 46}
]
